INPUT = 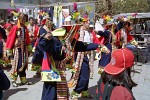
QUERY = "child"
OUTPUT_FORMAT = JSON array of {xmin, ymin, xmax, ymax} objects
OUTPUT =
[{"xmin": 95, "ymin": 48, "xmax": 137, "ymax": 100}]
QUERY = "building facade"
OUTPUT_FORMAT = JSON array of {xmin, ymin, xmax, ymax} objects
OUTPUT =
[{"xmin": 0, "ymin": 0, "xmax": 39, "ymax": 20}]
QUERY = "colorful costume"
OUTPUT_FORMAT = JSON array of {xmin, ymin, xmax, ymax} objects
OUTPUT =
[
  {"xmin": 38, "ymin": 25, "xmax": 69, "ymax": 100},
  {"xmin": 98, "ymin": 30, "xmax": 112, "ymax": 68},
  {"xmin": 6, "ymin": 16, "xmax": 31, "ymax": 86},
  {"xmin": 115, "ymin": 28, "xmax": 137, "ymax": 49}
]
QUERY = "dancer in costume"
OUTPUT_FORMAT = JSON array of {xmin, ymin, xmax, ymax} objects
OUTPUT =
[
  {"xmin": 0, "ymin": 20, "xmax": 7, "ymax": 67},
  {"xmin": 6, "ymin": 12, "xmax": 32, "ymax": 87},
  {"xmin": 37, "ymin": 17, "xmax": 110, "ymax": 100},
  {"xmin": 96, "ymin": 19, "xmax": 114, "ymax": 74},
  {"xmin": 38, "ymin": 17, "xmax": 69, "ymax": 100},
  {"xmin": 115, "ymin": 19, "xmax": 138, "ymax": 49},
  {"xmin": 70, "ymin": 16, "xmax": 110, "ymax": 99},
  {"xmin": 3, "ymin": 22, "xmax": 12, "ymax": 68}
]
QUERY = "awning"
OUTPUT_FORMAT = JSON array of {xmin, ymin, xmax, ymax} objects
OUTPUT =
[{"xmin": 113, "ymin": 13, "xmax": 150, "ymax": 19}]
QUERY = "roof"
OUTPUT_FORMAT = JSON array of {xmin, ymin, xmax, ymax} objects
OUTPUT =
[
  {"xmin": 39, "ymin": 2, "xmax": 95, "ymax": 7},
  {"xmin": 113, "ymin": 13, "xmax": 150, "ymax": 19},
  {"xmin": 0, "ymin": 1, "xmax": 38, "ymax": 9}
]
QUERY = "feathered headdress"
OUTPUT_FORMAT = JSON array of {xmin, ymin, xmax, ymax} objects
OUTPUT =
[{"xmin": 70, "ymin": 3, "xmax": 80, "ymax": 20}]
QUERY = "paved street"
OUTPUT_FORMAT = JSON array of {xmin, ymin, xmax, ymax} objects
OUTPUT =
[{"xmin": 2, "ymin": 61, "xmax": 150, "ymax": 100}]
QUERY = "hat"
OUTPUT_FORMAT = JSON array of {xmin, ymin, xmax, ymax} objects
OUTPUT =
[
  {"xmin": 51, "ymin": 28, "xmax": 66, "ymax": 37},
  {"xmin": 104, "ymin": 48, "xmax": 134, "ymax": 75}
]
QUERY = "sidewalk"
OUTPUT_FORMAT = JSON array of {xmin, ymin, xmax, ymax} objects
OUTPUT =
[{"xmin": 2, "ymin": 61, "xmax": 150, "ymax": 100}]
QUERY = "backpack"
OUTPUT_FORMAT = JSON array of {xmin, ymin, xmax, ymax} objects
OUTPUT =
[{"xmin": 94, "ymin": 78, "xmax": 136, "ymax": 100}]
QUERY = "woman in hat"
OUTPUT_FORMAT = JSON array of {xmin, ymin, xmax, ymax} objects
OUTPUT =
[
  {"xmin": 5, "ymin": 13, "xmax": 32, "ymax": 87},
  {"xmin": 95, "ymin": 48, "xmax": 137, "ymax": 100}
]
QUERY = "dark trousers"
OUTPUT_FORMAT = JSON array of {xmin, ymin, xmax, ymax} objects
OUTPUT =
[
  {"xmin": 42, "ymin": 82, "xmax": 57, "ymax": 100},
  {"xmin": 17, "ymin": 48, "xmax": 26, "ymax": 77},
  {"xmin": 0, "ymin": 90, "xmax": 2, "ymax": 100},
  {"xmin": 74, "ymin": 56, "xmax": 90, "ymax": 94}
]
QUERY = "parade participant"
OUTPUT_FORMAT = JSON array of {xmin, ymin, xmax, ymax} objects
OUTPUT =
[
  {"xmin": 115, "ymin": 19, "xmax": 138, "ymax": 49},
  {"xmin": 37, "ymin": 16, "xmax": 110, "ymax": 99},
  {"xmin": 2, "ymin": 23, "xmax": 12, "ymax": 68},
  {"xmin": 0, "ymin": 20, "xmax": 7, "ymax": 67},
  {"xmin": 31, "ymin": 15, "xmax": 53, "ymax": 75},
  {"xmin": 6, "ymin": 12, "xmax": 32, "ymax": 87},
  {"xmin": 95, "ymin": 48, "xmax": 137, "ymax": 100},
  {"xmin": 96, "ymin": 20, "xmax": 113, "ymax": 74},
  {"xmin": 27, "ymin": 17, "xmax": 39, "ymax": 47},
  {"xmin": 70, "ymin": 15, "xmax": 110, "ymax": 99},
  {"xmin": 38, "ymin": 16, "xmax": 69, "ymax": 100},
  {"xmin": 0, "ymin": 20, "xmax": 8, "ymax": 100}
]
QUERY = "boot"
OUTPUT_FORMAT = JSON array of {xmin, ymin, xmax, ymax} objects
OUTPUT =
[
  {"xmin": 81, "ymin": 90, "xmax": 93, "ymax": 98},
  {"xmin": 20, "ymin": 77, "xmax": 32, "ymax": 85},
  {"xmin": 71, "ymin": 90, "xmax": 80, "ymax": 99}
]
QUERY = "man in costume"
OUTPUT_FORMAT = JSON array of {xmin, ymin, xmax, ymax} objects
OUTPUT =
[
  {"xmin": 96, "ymin": 19, "xmax": 115, "ymax": 74},
  {"xmin": 6, "ymin": 12, "xmax": 32, "ymax": 87},
  {"xmin": 38, "ymin": 17, "xmax": 69, "ymax": 100},
  {"xmin": 70, "ymin": 15, "xmax": 110, "ymax": 99},
  {"xmin": 37, "ymin": 14, "xmax": 110, "ymax": 99}
]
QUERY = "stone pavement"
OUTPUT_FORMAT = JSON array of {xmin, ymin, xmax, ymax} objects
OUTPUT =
[{"xmin": 2, "ymin": 61, "xmax": 150, "ymax": 100}]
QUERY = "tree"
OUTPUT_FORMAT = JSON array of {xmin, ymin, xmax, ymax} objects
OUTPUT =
[
  {"xmin": 112, "ymin": 0, "xmax": 149, "ymax": 14},
  {"xmin": 59, "ymin": 0, "xmax": 149, "ymax": 15}
]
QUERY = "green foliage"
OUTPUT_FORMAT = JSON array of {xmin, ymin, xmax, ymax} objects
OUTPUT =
[
  {"xmin": 112, "ymin": 0, "xmax": 149, "ymax": 15},
  {"xmin": 69, "ymin": 0, "xmax": 150, "ymax": 15}
]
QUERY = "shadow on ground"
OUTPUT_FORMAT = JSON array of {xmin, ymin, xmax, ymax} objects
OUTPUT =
[
  {"xmin": 27, "ymin": 76, "xmax": 41, "ymax": 85},
  {"xmin": 78, "ymin": 85, "xmax": 97, "ymax": 100},
  {"xmin": 3, "ymin": 88, "xmax": 28, "ymax": 100}
]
